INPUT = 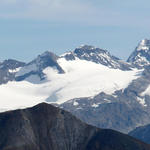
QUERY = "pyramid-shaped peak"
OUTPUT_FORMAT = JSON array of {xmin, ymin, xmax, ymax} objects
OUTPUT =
[
  {"xmin": 39, "ymin": 51, "xmax": 58, "ymax": 58},
  {"xmin": 137, "ymin": 39, "xmax": 150, "ymax": 51},
  {"xmin": 127, "ymin": 39, "xmax": 150, "ymax": 68},
  {"xmin": 140, "ymin": 39, "xmax": 150, "ymax": 45},
  {"xmin": 35, "ymin": 51, "xmax": 60, "ymax": 64},
  {"xmin": 78, "ymin": 45, "xmax": 96, "ymax": 50}
]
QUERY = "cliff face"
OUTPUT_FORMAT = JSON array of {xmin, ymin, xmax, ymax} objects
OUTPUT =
[{"xmin": 0, "ymin": 103, "xmax": 150, "ymax": 150}]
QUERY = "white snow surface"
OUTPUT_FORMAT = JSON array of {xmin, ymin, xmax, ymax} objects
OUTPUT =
[
  {"xmin": 92, "ymin": 103, "xmax": 99, "ymax": 108},
  {"xmin": 136, "ymin": 97, "xmax": 147, "ymax": 107},
  {"xmin": 0, "ymin": 58, "xmax": 140, "ymax": 112},
  {"xmin": 8, "ymin": 67, "xmax": 22, "ymax": 73},
  {"xmin": 0, "ymin": 81, "xmax": 49, "ymax": 112},
  {"xmin": 73, "ymin": 101, "xmax": 79, "ymax": 106}
]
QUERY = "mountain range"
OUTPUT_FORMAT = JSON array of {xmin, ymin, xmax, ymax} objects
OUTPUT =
[{"xmin": 1, "ymin": 39, "xmax": 150, "ymax": 135}]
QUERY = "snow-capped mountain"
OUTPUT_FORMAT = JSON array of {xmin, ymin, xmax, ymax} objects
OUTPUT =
[
  {"xmin": 61, "ymin": 66, "xmax": 150, "ymax": 133},
  {"xmin": 63, "ymin": 45, "xmax": 132, "ymax": 70},
  {"xmin": 127, "ymin": 39, "xmax": 150, "ymax": 68},
  {"xmin": 15, "ymin": 45, "xmax": 134, "ymax": 84},
  {"xmin": 1, "ymin": 42, "xmax": 150, "ymax": 133},
  {"xmin": 15, "ymin": 51, "xmax": 64, "ymax": 82},
  {"xmin": 0, "ymin": 45, "xmax": 139, "ymax": 112},
  {"xmin": 0, "ymin": 57, "xmax": 139, "ymax": 112},
  {"xmin": 0, "ymin": 59, "xmax": 25, "ymax": 84},
  {"xmin": 0, "ymin": 45, "xmax": 150, "ymax": 150}
]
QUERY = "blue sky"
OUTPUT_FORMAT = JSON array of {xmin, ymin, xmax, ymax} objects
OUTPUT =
[{"xmin": 0, "ymin": 0, "xmax": 150, "ymax": 62}]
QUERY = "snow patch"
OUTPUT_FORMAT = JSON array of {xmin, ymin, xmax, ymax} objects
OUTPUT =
[
  {"xmin": 104, "ymin": 99, "xmax": 111, "ymax": 103},
  {"xmin": 9, "ymin": 67, "xmax": 22, "ymax": 73},
  {"xmin": 113, "ymin": 94, "xmax": 117, "ymax": 98},
  {"xmin": 137, "ymin": 97, "xmax": 147, "ymax": 107},
  {"xmin": 92, "ymin": 103, "xmax": 99, "ymax": 108},
  {"xmin": 73, "ymin": 101, "xmax": 79, "ymax": 106}
]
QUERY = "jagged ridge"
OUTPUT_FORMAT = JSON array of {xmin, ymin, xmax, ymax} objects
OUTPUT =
[
  {"xmin": 127, "ymin": 39, "xmax": 150, "ymax": 68},
  {"xmin": 63, "ymin": 45, "xmax": 132, "ymax": 70}
]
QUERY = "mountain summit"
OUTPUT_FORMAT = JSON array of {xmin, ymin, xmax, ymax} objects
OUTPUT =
[
  {"xmin": 15, "ymin": 51, "xmax": 64, "ymax": 82},
  {"xmin": 127, "ymin": 39, "xmax": 150, "ymax": 68},
  {"xmin": 136, "ymin": 39, "xmax": 150, "ymax": 51},
  {"xmin": 0, "ymin": 59, "xmax": 25, "ymax": 84},
  {"xmin": 63, "ymin": 45, "xmax": 132, "ymax": 70}
]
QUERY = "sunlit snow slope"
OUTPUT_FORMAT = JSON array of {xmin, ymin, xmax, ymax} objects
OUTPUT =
[{"xmin": 0, "ymin": 58, "xmax": 140, "ymax": 111}]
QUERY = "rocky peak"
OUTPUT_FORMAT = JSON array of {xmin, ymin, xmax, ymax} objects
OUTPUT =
[
  {"xmin": 0, "ymin": 59, "xmax": 25, "ymax": 84},
  {"xmin": 37, "ymin": 51, "xmax": 58, "ymax": 60},
  {"xmin": 0, "ymin": 59, "xmax": 25, "ymax": 70},
  {"xmin": 16, "ymin": 51, "xmax": 64, "ymax": 81},
  {"xmin": 32, "ymin": 51, "xmax": 60, "ymax": 70},
  {"xmin": 63, "ymin": 45, "xmax": 132, "ymax": 70},
  {"xmin": 136, "ymin": 39, "xmax": 150, "ymax": 51},
  {"xmin": 74, "ymin": 45, "xmax": 109, "ymax": 57},
  {"xmin": 127, "ymin": 39, "xmax": 150, "ymax": 68},
  {"xmin": 77, "ymin": 45, "xmax": 96, "ymax": 50}
]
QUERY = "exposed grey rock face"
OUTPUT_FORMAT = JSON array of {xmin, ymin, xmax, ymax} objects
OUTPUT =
[
  {"xmin": 0, "ymin": 59, "xmax": 25, "ymax": 84},
  {"xmin": 127, "ymin": 39, "xmax": 150, "ymax": 68},
  {"xmin": 63, "ymin": 45, "xmax": 132, "ymax": 70},
  {"xmin": 129, "ymin": 124, "xmax": 150, "ymax": 144},
  {"xmin": 15, "ymin": 51, "xmax": 64, "ymax": 82},
  {"xmin": 60, "ymin": 66, "xmax": 150, "ymax": 133},
  {"xmin": 0, "ymin": 103, "xmax": 150, "ymax": 150}
]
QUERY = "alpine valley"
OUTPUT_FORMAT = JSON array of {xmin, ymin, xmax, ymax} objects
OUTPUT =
[{"xmin": 1, "ymin": 39, "xmax": 150, "ymax": 138}]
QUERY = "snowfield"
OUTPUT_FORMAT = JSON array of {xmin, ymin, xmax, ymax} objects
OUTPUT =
[{"xmin": 0, "ymin": 58, "xmax": 141, "ymax": 112}]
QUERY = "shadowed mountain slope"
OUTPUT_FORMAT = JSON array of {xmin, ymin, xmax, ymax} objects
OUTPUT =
[
  {"xmin": 0, "ymin": 103, "xmax": 150, "ymax": 150},
  {"xmin": 129, "ymin": 124, "xmax": 150, "ymax": 144}
]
